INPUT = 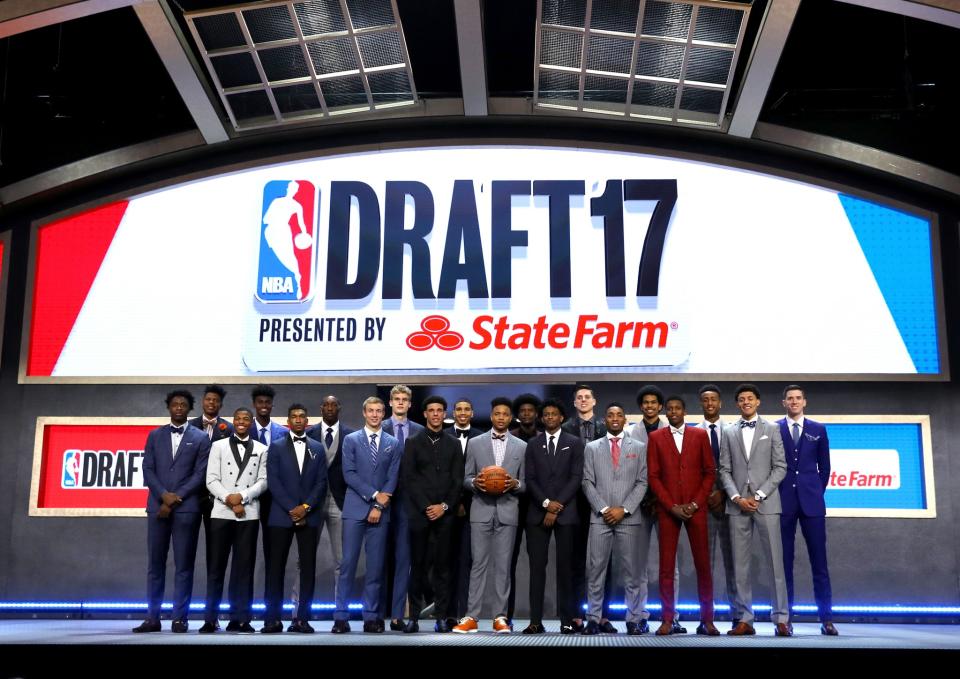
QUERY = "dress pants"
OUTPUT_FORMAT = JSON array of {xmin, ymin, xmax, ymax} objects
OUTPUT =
[
  {"xmin": 146, "ymin": 511, "xmax": 202, "ymax": 622},
  {"xmin": 707, "ymin": 510, "xmax": 738, "ymax": 617},
  {"xmin": 291, "ymin": 493, "xmax": 343, "ymax": 605},
  {"xmin": 466, "ymin": 516, "xmax": 516, "ymax": 620},
  {"xmin": 408, "ymin": 514, "xmax": 455, "ymax": 620},
  {"xmin": 573, "ymin": 490, "xmax": 612, "ymax": 619},
  {"xmin": 506, "ymin": 495, "xmax": 528, "ymax": 619},
  {"xmin": 729, "ymin": 512, "xmax": 789, "ymax": 624},
  {"xmin": 450, "ymin": 513, "xmax": 472, "ymax": 618},
  {"xmin": 204, "ymin": 518, "xmax": 259, "ymax": 623},
  {"xmin": 264, "ymin": 524, "xmax": 318, "ymax": 623},
  {"xmin": 636, "ymin": 511, "xmax": 680, "ymax": 620},
  {"xmin": 586, "ymin": 521, "xmax": 642, "ymax": 623},
  {"xmin": 336, "ymin": 516, "xmax": 390, "ymax": 621},
  {"xmin": 381, "ymin": 497, "xmax": 411, "ymax": 620},
  {"xmin": 781, "ymin": 510, "xmax": 833, "ymax": 622},
  {"xmin": 658, "ymin": 510, "xmax": 713, "ymax": 623},
  {"xmin": 526, "ymin": 521, "xmax": 576, "ymax": 625}
]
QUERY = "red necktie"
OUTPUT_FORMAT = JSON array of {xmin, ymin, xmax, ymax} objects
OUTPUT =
[{"xmin": 611, "ymin": 437, "xmax": 621, "ymax": 469}]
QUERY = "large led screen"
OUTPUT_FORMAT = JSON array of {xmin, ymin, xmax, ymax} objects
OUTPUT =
[{"xmin": 22, "ymin": 145, "xmax": 943, "ymax": 380}]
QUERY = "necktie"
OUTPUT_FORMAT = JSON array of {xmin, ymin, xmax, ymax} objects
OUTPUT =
[
  {"xmin": 259, "ymin": 427, "xmax": 268, "ymax": 445},
  {"xmin": 610, "ymin": 437, "xmax": 621, "ymax": 469},
  {"xmin": 396, "ymin": 423, "xmax": 405, "ymax": 448},
  {"xmin": 170, "ymin": 425, "xmax": 184, "ymax": 434},
  {"xmin": 739, "ymin": 420, "xmax": 756, "ymax": 429},
  {"xmin": 709, "ymin": 424, "xmax": 720, "ymax": 465},
  {"xmin": 369, "ymin": 433, "xmax": 378, "ymax": 465},
  {"xmin": 792, "ymin": 422, "xmax": 801, "ymax": 446},
  {"xmin": 548, "ymin": 435, "xmax": 556, "ymax": 456},
  {"xmin": 325, "ymin": 427, "xmax": 334, "ymax": 448},
  {"xmin": 581, "ymin": 420, "xmax": 593, "ymax": 440}
]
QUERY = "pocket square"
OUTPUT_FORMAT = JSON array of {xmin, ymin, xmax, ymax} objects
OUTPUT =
[
  {"xmin": 804, "ymin": 433, "xmax": 821, "ymax": 441},
  {"xmin": 561, "ymin": 446, "xmax": 570, "ymax": 451},
  {"xmin": 760, "ymin": 435, "xmax": 769, "ymax": 440},
  {"xmin": 626, "ymin": 454, "xmax": 638, "ymax": 459}
]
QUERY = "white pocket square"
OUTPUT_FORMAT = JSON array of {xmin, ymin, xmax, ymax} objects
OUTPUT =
[
  {"xmin": 561, "ymin": 446, "xmax": 570, "ymax": 451},
  {"xmin": 760, "ymin": 435, "xmax": 769, "ymax": 440}
]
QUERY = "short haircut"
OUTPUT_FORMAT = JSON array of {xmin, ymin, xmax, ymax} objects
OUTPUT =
[
  {"xmin": 539, "ymin": 397, "xmax": 567, "ymax": 419},
  {"xmin": 422, "ymin": 395, "xmax": 447, "ymax": 410},
  {"xmin": 454, "ymin": 397, "xmax": 473, "ymax": 408},
  {"xmin": 251, "ymin": 384, "xmax": 276, "ymax": 401},
  {"xmin": 636, "ymin": 385, "xmax": 664, "ymax": 406},
  {"xmin": 202, "ymin": 385, "xmax": 227, "ymax": 401},
  {"xmin": 490, "ymin": 396, "xmax": 513, "ymax": 412},
  {"xmin": 664, "ymin": 395, "xmax": 686, "ymax": 410},
  {"xmin": 604, "ymin": 401, "xmax": 626, "ymax": 414},
  {"xmin": 574, "ymin": 384, "xmax": 596, "ymax": 398},
  {"xmin": 322, "ymin": 394, "xmax": 342, "ymax": 407},
  {"xmin": 233, "ymin": 407, "xmax": 254, "ymax": 419},
  {"xmin": 782, "ymin": 384, "xmax": 804, "ymax": 399},
  {"xmin": 165, "ymin": 389, "xmax": 195, "ymax": 410},
  {"xmin": 698, "ymin": 384, "xmax": 721, "ymax": 398},
  {"xmin": 390, "ymin": 384, "xmax": 413, "ymax": 399},
  {"xmin": 735, "ymin": 383, "xmax": 761, "ymax": 400},
  {"xmin": 363, "ymin": 396, "xmax": 385, "ymax": 410},
  {"xmin": 512, "ymin": 393, "xmax": 542, "ymax": 412},
  {"xmin": 287, "ymin": 403, "xmax": 308, "ymax": 417}
]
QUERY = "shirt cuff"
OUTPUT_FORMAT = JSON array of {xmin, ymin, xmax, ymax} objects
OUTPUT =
[{"xmin": 756, "ymin": 490, "xmax": 767, "ymax": 500}]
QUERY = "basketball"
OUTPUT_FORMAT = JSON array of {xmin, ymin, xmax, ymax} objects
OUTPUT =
[
  {"xmin": 294, "ymin": 232, "xmax": 313, "ymax": 249},
  {"xmin": 480, "ymin": 465, "xmax": 508, "ymax": 494}
]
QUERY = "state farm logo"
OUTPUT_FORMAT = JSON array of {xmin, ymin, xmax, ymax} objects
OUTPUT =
[{"xmin": 406, "ymin": 315, "xmax": 464, "ymax": 351}]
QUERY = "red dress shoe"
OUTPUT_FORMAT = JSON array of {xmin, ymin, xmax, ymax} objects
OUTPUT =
[
  {"xmin": 774, "ymin": 622, "xmax": 793, "ymax": 637},
  {"xmin": 727, "ymin": 621, "xmax": 756, "ymax": 636}
]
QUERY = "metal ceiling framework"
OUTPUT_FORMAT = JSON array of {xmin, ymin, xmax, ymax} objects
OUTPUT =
[{"xmin": 1, "ymin": 0, "xmax": 960, "ymax": 204}]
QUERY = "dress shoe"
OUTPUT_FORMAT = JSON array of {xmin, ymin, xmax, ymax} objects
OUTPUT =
[
  {"xmin": 287, "ymin": 619, "xmax": 315, "ymax": 633},
  {"xmin": 560, "ymin": 623, "xmax": 576, "ymax": 634},
  {"xmin": 330, "ymin": 620, "xmax": 351, "ymax": 634},
  {"xmin": 198, "ymin": 621, "xmax": 220, "ymax": 634},
  {"xmin": 131, "ymin": 620, "xmax": 161, "ymax": 634},
  {"xmin": 493, "ymin": 616, "xmax": 512, "ymax": 633},
  {"xmin": 171, "ymin": 620, "xmax": 189, "ymax": 633},
  {"xmin": 363, "ymin": 619, "xmax": 385, "ymax": 633},
  {"xmin": 225, "ymin": 620, "xmax": 241, "ymax": 633},
  {"xmin": 389, "ymin": 618, "xmax": 405, "ymax": 631},
  {"xmin": 598, "ymin": 619, "xmax": 617, "ymax": 633},
  {"xmin": 696, "ymin": 621, "xmax": 721, "ymax": 636},
  {"xmin": 625, "ymin": 621, "xmax": 646, "ymax": 636},
  {"xmin": 403, "ymin": 620, "xmax": 419, "ymax": 633},
  {"xmin": 774, "ymin": 622, "xmax": 793, "ymax": 637},
  {"xmin": 522, "ymin": 623, "xmax": 545, "ymax": 634},
  {"xmin": 821, "ymin": 622, "xmax": 840, "ymax": 636},
  {"xmin": 260, "ymin": 621, "xmax": 284, "ymax": 634},
  {"xmin": 236, "ymin": 622, "xmax": 256, "ymax": 634},
  {"xmin": 730, "ymin": 618, "xmax": 741, "ymax": 629},
  {"xmin": 581, "ymin": 620, "xmax": 600, "ymax": 635},
  {"xmin": 452, "ymin": 616, "xmax": 478, "ymax": 633},
  {"xmin": 728, "ymin": 621, "xmax": 756, "ymax": 636},
  {"xmin": 434, "ymin": 619, "xmax": 451, "ymax": 633},
  {"xmin": 671, "ymin": 619, "xmax": 687, "ymax": 634},
  {"xmin": 655, "ymin": 621, "xmax": 673, "ymax": 636},
  {"xmin": 570, "ymin": 619, "xmax": 585, "ymax": 633}
]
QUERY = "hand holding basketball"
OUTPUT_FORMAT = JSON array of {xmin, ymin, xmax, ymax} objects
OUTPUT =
[{"xmin": 479, "ymin": 465, "xmax": 509, "ymax": 494}]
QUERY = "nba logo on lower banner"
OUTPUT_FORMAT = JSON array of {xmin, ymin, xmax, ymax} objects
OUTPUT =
[
  {"xmin": 256, "ymin": 180, "xmax": 317, "ymax": 303},
  {"xmin": 62, "ymin": 450, "xmax": 81, "ymax": 488}
]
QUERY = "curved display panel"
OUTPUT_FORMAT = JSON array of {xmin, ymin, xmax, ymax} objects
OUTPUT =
[{"xmin": 21, "ymin": 145, "xmax": 944, "ymax": 381}]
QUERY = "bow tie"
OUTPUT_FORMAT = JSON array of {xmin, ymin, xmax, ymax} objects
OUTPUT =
[
  {"xmin": 293, "ymin": 436, "xmax": 307, "ymax": 443},
  {"xmin": 457, "ymin": 430, "xmax": 470, "ymax": 438},
  {"xmin": 232, "ymin": 436, "xmax": 249, "ymax": 444},
  {"xmin": 739, "ymin": 420, "xmax": 757, "ymax": 429},
  {"xmin": 492, "ymin": 434, "xmax": 505, "ymax": 441},
  {"xmin": 202, "ymin": 419, "xmax": 217, "ymax": 427},
  {"xmin": 170, "ymin": 426, "xmax": 184, "ymax": 434}
]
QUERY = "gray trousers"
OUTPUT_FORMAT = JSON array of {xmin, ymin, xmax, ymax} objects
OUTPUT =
[
  {"xmin": 466, "ymin": 516, "xmax": 516, "ymax": 620},
  {"xmin": 729, "ymin": 512, "xmax": 789, "ymax": 624},
  {"xmin": 708, "ymin": 510, "xmax": 737, "ymax": 615},
  {"xmin": 636, "ymin": 513, "xmax": 680, "ymax": 620},
  {"xmin": 586, "ymin": 521, "xmax": 642, "ymax": 623},
  {"xmin": 291, "ymin": 493, "xmax": 343, "ymax": 604}
]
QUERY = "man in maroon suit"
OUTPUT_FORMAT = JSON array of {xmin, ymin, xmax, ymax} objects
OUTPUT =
[{"xmin": 646, "ymin": 395, "xmax": 719, "ymax": 636}]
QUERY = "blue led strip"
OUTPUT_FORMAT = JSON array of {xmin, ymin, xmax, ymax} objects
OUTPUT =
[{"xmin": 838, "ymin": 194, "xmax": 939, "ymax": 374}]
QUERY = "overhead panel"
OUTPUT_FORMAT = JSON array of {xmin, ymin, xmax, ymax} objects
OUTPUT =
[
  {"xmin": 534, "ymin": 0, "xmax": 751, "ymax": 127},
  {"xmin": 185, "ymin": 0, "xmax": 418, "ymax": 131}
]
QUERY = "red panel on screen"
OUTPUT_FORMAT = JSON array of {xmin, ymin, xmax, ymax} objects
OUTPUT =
[
  {"xmin": 37, "ymin": 423, "xmax": 153, "ymax": 510},
  {"xmin": 27, "ymin": 202, "xmax": 128, "ymax": 376}
]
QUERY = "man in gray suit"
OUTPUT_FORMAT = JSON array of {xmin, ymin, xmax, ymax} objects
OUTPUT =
[
  {"xmin": 452, "ymin": 397, "xmax": 526, "ymax": 634},
  {"xmin": 581, "ymin": 402, "xmax": 649, "ymax": 635},
  {"xmin": 719, "ymin": 384, "xmax": 791, "ymax": 636}
]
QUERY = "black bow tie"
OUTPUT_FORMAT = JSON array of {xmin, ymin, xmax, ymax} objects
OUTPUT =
[
  {"xmin": 233, "ymin": 436, "xmax": 249, "ymax": 444},
  {"xmin": 293, "ymin": 436, "xmax": 307, "ymax": 443},
  {"xmin": 170, "ymin": 426, "xmax": 184, "ymax": 434},
  {"xmin": 492, "ymin": 434, "xmax": 505, "ymax": 441},
  {"xmin": 739, "ymin": 420, "xmax": 757, "ymax": 429},
  {"xmin": 457, "ymin": 430, "xmax": 470, "ymax": 438}
]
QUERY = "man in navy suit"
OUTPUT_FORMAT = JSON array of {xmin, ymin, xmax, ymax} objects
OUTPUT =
[
  {"xmin": 132, "ymin": 390, "xmax": 211, "ymax": 633},
  {"xmin": 333, "ymin": 396, "xmax": 402, "ymax": 633},
  {"xmin": 380, "ymin": 384, "xmax": 424, "ymax": 630},
  {"xmin": 306, "ymin": 394, "xmax": 353, "ymax": 600},
  {"xmin": 778, "ymin": 385, "xmax": 837, "ymax": 636},
  {"xmin": 261, "ymin": 404, "xmax": 327, "ymax": 634},
  {"xmin": 251, "ymin": 385, "xmax": 288, "ymax": 568},
  {"xmin": 188, "ymin": 385, "xmax": 232, "ymax": 570}
]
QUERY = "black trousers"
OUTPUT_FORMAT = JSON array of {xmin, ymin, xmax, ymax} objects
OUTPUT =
[
  {"xmin": 449, "ymin": 514, "xmax": 472, "ymax": 618},
  {"xmin": 205, "ymin": 518, "xmax": 259, "ymax": 623},
  {"xmin": 408, "ymin": 514, "xmax": 455, "ymax": 621},
  {"xmin": 264, "ymin": 524, "xmax": 318, "ymax": 623},
  {"xmin": 526, "ymin": 521, "xmax": 576, "ymax": 625},
  {"xmin": 506, "ymin": 495, "xmax": 529, "ymax": 619}
]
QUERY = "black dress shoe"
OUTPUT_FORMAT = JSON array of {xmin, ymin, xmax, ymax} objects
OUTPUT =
[
  {"xmin": 237, "ymin": 622, "xmax": 256, "ymax": 634},
  {"xmin": 571, "ymin": 619, "xmax": 585, "ymax": 633},
  {"xmin": 288, "ymin": 619, "xmax": 315, "ymax": 633},
  {"xmin": 522, "ymin": 623, "xmax": 545, "ymax": 634},
  {"xmin": 171, "ymin": 620, "xmax": 189, "ymax": 633},
  {"xmin": 671, "ymin": 619, "xmax": 687, "ymax": 634},
  {"xmin": 389, "ymin": 618, "xmax": 405, "ymax": 631},
  {"xmin": 821, "ymin": 622, "xmax": 840, "ymax": 636},
  {"xmin": 330, "ymin": 620, "xmax": 351, "ymax": 634},
  {"xmin": 403, "ymin": 620, "xmax": 419, "ymax": 633},
  {"xmin": 625, "ymin": 621, "xmax": 647, "ymax": 635},
  {"xmin": 696, "ymin": 622, "xmax": 721, "ymax": 636},
  {"xmin": 363, "ymin": 619, "xmax": 385, "ymax": 633},
  {"xmin": 582, "ymin": 620, "xmax": 600, "ymax": 635},
  {"xmin": 260, "ymin": 621, "xmax": 284, "ymax": 634},
  {"xmin": 434, "ymin": 619, "xmax": 451, "ymax": 633},
  {"xmin": 598, "ymin": 620, "xmax": 617, "ymax": 633},
  {"xmin": 198, "ymin": 621, "xmax": 220, "ymax": 634},
  {"xmin": 131, "ymin": 620, "xmax": 161, "ymax": 634},
  {"xmin": 225, "ymin": 620, "xmax": 241, "ymax": 633}
]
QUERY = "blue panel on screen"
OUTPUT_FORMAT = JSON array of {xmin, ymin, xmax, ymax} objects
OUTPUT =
[
  {"xmin": 838, "ymin": 195, "xmax": 939, "ymax": 374},
  {"xmin": 824, "ymin": 423, "xmax": 925, "ymax": 510}
]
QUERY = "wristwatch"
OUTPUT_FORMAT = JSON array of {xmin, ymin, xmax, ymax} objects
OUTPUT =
[{"xmin": 441, "ymin": 502, "xmax": 449, "ymax": 512}]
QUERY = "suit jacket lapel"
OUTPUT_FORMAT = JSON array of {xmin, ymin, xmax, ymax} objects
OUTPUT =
[{"xmin": 230, "ymin": 437, "xmax": 254, "ymax": 477}]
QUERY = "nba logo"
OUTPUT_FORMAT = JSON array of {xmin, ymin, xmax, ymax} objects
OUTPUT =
[
  {"xmin": 62, "ymin": 450, "xmax": 81, "ymax": 488},
  {"xmin": 256, "ymin": 180, "xmax": 317, "ymax": 303}
]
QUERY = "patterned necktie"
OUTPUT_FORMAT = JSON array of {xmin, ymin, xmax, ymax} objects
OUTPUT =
[
  {"xmin": 709, "ymin": 424, "xmax": 720, "ymax": 465},
  {"xmin": 325, "ymin": 427, "xmax": 334, "ymax": 449},
  {"xmin": 610, "ymin": 436, "xmax": 621, "ymax": 469},
  {"xmin": 792, "ymin": 422, "xmax": 801, "ymax": 446},
  {"xmin": 396, "ymin": 423, "xmax": 405, "ymax": 448},
  {"xmin": 548, "ymin": 435, "xmax": 556, "ymax": 456},
  {"xmin": 369, "ymin": 433, "xmax": 378, "ymax": 465},
  {"xmin": 259, "ymin": 427, "xmax": 268, "ymax": 445}
]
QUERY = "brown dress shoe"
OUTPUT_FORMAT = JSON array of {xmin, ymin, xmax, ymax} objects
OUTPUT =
[
  {"xmin": 655, "ymin": 621, "xmax": 673, "ymax": 636},
  {"xmin": 821, "ymin": 622, "xmax": 839, "ymax": 636},
  {"xmin": 696, "ymin": 621, "xmax": 721, "ymax": 636},
  {"xmin": 774, "ymin": 622, "xmax": 793, "ymax": 637},
  {"xmin": 727, "ymin": 621, "xmax": 756, "ymax": 636}
]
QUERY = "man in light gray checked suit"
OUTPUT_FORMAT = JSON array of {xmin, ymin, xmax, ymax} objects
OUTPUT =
[
  {"xmin": 452, "ymin": 397, "xmax": 526, "ymax": 634},
  {"xmin": 719, "ymin": 383, "xmax": 791, "ymax": 637},
  {"xmin": 581, "ymin": 402, "xmax": 649, "ymax": 635}
]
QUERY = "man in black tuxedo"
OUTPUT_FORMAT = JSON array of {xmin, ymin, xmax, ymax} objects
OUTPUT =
[
  {"xmin": 401, "ymin": 396, "xmax": 465, "ymax": 633},
  {"xmin": 446, "ymin": 397, "xmax": 484, "ymax": 620},
  {"xmin": 523, "ymin": 398, "xmax": 584, "ymax": 634}
]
